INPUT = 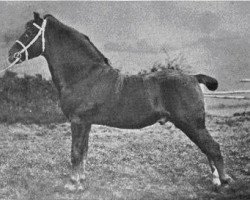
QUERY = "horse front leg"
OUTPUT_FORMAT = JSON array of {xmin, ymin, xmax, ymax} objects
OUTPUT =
[{"xmin": 65, "ymin": 120, "xmax": 91, "ymax": 190}]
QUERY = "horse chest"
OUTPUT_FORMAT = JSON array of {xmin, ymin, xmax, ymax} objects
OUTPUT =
[{"xmin": 59, "ymin": 87, "xmax": 90, "ymax": 116}]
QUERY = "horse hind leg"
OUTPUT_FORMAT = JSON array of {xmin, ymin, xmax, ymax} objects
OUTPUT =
[
  {"xmin": 208, "ymin": 156, "xmax": 233, "ymax": 187},
  {"xmin": 65, "ymin": 119, "xmax": 91, "ymax": 190},
  {"xmin": 174, "ymin": 120, "xmax": 232, "ymax": 187},
  {"xmin": 208, "ymin": 157, "xmax": 221, "ymax": 186},
  {"xmin": 198, "ymin": 129, "xmax": 233, "ymax": 186}
]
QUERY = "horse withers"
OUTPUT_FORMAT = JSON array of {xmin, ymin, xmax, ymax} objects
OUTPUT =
[{"xmin": 8, "ymin": 12, "xmax": 233, "ymax": 190}]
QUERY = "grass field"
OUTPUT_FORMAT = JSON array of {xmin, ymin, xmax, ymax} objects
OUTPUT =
[
  {"xmin": 0, "ymin": 112, "xmax": 249, "ymax": 200},
  {"xmin": 0, "ymin": 71, "xmax": 249, "ymax": 199}
]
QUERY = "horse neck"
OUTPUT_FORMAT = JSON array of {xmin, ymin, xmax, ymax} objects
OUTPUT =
[{"xmin": 42, "ymin": 17, "xmax": 110, "ymax": 91}]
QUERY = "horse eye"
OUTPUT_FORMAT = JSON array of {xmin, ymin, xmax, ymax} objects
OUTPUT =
[{"xmin": 26, "ymin": 29, "xmax": 32, "ymax": 36}]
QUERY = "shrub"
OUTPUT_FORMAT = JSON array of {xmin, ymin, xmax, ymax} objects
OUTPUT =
[
  {"xmin": 138, "ymin": 53, "xmax": 192, "ymax": 75},
  {"xmin": 0, "ymin": 71, "xmax": 66, "ymax": 124}
]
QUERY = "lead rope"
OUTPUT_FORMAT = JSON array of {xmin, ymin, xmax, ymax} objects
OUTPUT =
[
  {"xmin": 0, "ymin": 19, "xmax": 47, "ymax": 74},
  {"xmin": 0, "ymin": 57, "xmax": 21, "ymax": 74},
  {"xmin": 15, "ymin": 40, "xmax": 28, "ymax": 61}
]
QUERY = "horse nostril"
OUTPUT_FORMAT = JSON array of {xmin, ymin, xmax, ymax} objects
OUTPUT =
[{"xmin": 13, "ymin": 52, "xmax": 21, "ymax": 59}]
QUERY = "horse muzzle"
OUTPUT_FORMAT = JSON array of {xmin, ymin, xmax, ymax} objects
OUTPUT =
[{"xmin": 8, "ymin": 52, "xmax": 22, "ymax": 64}]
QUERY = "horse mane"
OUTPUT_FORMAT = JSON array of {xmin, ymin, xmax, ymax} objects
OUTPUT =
[{"xmin": 44, "ymin": 14, "xmax": 110, "ymax": 66}]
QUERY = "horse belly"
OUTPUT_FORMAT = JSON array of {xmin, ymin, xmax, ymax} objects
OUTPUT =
[
  {"xmin": 105, "ymin": 112, "xmax": 159, "ymax": 129},
  {"xmin": 104, "ymin": 95, "xmax": 160, "ymax": 129}
]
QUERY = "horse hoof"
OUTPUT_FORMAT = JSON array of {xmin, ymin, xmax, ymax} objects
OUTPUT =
[
  {"xmin": 212, "ymin": 178, "xmax": 221, "ymax": 188},
  {"xmin": 221, "ymin": 175, "xmax": 234, "ymax": 185},
  {"xmin": 79, "ymin": 174, "xmax": 86, "ymax": 184},
  {"xmin": 65, "ymin": 182, "xmax": 77, "ymax": 191}
]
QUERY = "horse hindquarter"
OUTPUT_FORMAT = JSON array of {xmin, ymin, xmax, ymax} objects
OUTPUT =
[
  {"xmin": 160, "ymin": 74, "xmax": 230, "ymax": 185},
  {"xmin": 160, "ymin": 75, "xmax": 205, "ymax": 127}
]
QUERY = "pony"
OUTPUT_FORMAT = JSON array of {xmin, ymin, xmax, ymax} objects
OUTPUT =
[{"xmin": 8, "ymin": 12, "xmax": 232, "ymax": 190}]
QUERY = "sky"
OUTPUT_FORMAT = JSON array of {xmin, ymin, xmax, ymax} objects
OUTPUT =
[
  {"xmin": 0, "ymin": 1, "xmax": 249, "ymax": 89},
  {"xmin": 0, "ymin": 1, "xmax": 249, "ymax": 52}
]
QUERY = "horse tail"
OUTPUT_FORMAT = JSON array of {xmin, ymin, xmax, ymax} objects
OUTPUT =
[{"xmin": 195, "ymin": 74, "xmax": 218, "ymax": 91}]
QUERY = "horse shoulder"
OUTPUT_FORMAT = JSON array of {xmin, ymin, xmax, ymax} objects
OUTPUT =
[{"xmin": 60, "ymin": 70, "xmax": 118, "ymax": 119}]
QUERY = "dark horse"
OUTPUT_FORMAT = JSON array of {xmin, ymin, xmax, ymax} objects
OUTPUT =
[{"xmin": 8, "ymin": 13, "xmax": 232, "ymax": 190}]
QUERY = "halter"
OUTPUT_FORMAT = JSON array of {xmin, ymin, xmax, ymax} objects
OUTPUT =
[
  {"xmin": 15, "ymin": 19, "xmax": 47, "ymax": 61},
  {"xmin": 0, "ymin": 19, "xmax": 47, "ymax": 74}
]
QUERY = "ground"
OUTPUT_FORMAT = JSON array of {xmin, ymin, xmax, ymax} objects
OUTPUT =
[{"xmin": 0, "ymin": 113, "xmax": 249, "ymax": 200}]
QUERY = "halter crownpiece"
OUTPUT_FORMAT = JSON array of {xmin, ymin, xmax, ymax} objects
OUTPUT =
[{"xmin": 33, "ymin": 19, "xmax": 47, "ymax": 52}]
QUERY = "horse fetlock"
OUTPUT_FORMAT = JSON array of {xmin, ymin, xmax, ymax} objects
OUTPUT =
[
  {"xmin": 212, "ymin": 168, "xmax": 221, "ymax": 187},
  {"xmin": 221, "ymin": 174, "xmax": 234, "ymax": 185},
  {"xmin": 70, "ymin": 173, "xmax": 80, "ymax": 183},
  {"xmin": 70, "ymin": 168, "xmax": 87, "ymax": 184}
]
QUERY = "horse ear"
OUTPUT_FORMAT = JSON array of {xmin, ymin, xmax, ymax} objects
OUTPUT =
[{"xmin": 33, "ymin": 12, "xmax": 41, "ymax": 21}]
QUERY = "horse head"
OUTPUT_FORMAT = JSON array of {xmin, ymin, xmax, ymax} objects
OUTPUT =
[{"xmin": 8, "ymin": 12, "xmax": 47, "ymax": 64}]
